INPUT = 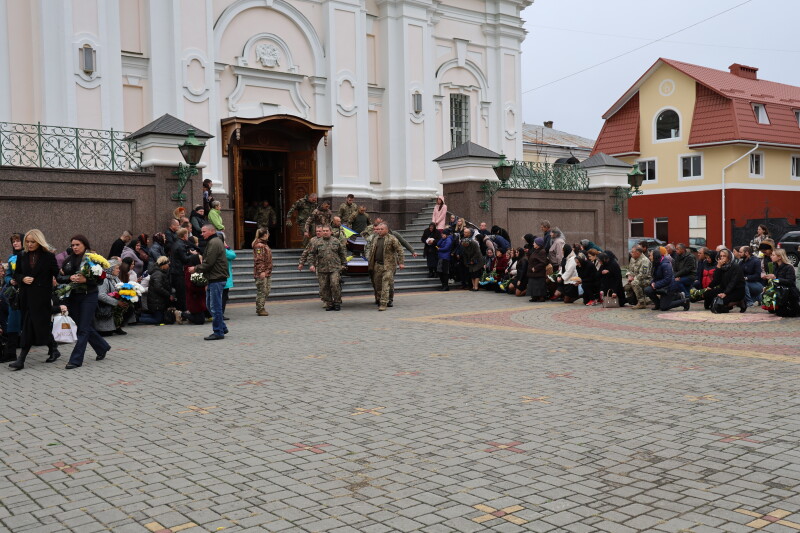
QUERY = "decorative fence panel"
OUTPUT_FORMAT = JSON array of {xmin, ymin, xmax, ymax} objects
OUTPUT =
[
  {"xmin": 480, "ymin": 160, "xmax": 589, "ymax": 211},
  {"xmin": 0, "ymin": 122, "xmax": 141, "ymax": 171}
]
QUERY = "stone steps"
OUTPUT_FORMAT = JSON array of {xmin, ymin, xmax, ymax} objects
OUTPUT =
[{"xmin": 228, "ymin": 200, "xmax": 441, "ymax": 301}]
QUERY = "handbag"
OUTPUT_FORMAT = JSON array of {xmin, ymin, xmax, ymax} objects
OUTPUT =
[
  {"xmin": 52, "ymin": 312, "xmax": 78, "ymax": 343},
  {"xmin": 3, "ymin": 284, "xmax": 20, "ymax": 310},
  {"xmin": 710, "ymin": 296, "xmax": 727, "ymax": 314},
  {"xmin": 601, "ymin": 291, "xmax": 619, "ymax": 308}
]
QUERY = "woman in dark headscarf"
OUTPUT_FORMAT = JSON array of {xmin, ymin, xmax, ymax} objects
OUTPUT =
[
  {"xmin": 598, "ymin": 251, "xmax": 626, "ymax": 307},
  {"xmin": 421, "ymin": 223, "xmax": 441, "ymax": 278},
  {"xmin": 703, "ymin": 248, "xmax": 746, "ymax": 313},
  {"xmin": 149, "ymin": 233, "xmax": 167, "ymax": 264},
  {"xmin": 575, "ymin": 252, "xmax": 601, "ymax": 306},
  {"xmin": 526, "ymin": 237, "xmax": 549, "ymax": 302}
]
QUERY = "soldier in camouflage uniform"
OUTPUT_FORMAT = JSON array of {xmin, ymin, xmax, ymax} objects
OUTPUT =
[
  {"xmin": 252, "ymin": 228, "xmax": 273, "ymax": 316},
  {"xmin": 286, "ymin": 193, "xmax": 318, "ymax": 246},
  {"xmin": 330, "ymin": 216, "xmax": 349, "ymax": 248},
  {"xmin": 308, "ymin": 225, "xmax": 347, "ymax": 311},
  {"xmin": 624, "ymin": 246, "xmax": 653, "ymax": 308},
  {"xmin": 362, "ymin": 217, "xmax": 416, "ymax": 259},
  {"xmin": 255, "ymin": 200, "xmax": 277, "ymax": 230},
  {"xmin": 368, "ymin": 223, "xmax": 405, "ymax": 311},
  {"xmin": 297, "ymin": 226, "xmax": 324, "ymax": 270},
  {"xmin": 338, "ymin": 194, "xmax": 359, "ymax": 226},
  {"xmin": 303, "ymin": 201, "xmax": 333, "ymax": 237}
]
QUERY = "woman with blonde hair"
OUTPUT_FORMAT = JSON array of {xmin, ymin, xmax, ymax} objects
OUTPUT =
[{"xmin": 8, "ymin": 229, "xmax": 62, "ymax": 370}]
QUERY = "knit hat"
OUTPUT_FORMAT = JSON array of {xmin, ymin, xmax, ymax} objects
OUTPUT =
[
  {"xmin": 524, "ymin": 233, "xmax": 535, "ymax": 244},
  {"xmin": 534, "ymin": 237, "xmax": 545, "ymax": 247}
]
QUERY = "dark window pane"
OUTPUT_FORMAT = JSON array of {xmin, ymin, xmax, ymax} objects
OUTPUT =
[{"xmin": 656, "ymin": 110, "xmax": 679, "ymax": 140}]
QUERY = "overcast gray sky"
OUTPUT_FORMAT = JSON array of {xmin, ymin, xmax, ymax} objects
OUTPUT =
[{"xmin": 520, "ymin": 0, "xmax": 800, "ymax": 140}]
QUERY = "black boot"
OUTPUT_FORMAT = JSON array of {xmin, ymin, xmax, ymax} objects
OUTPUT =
[
  {"xmin": 46, "ymin": 342, "xmax": 61, "ymax": 363},
  {"xmin": 8, "ymin": 348, "xmax": 29, "ymax": 371}
]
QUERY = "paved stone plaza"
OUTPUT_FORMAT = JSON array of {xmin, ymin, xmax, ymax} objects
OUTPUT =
[{"xmin": 2, "ymin": 291, "xmax": 800, "ymax": 533}]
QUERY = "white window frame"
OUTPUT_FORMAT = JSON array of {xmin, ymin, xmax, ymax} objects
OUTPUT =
[
  {"xmin": 449, "ymin": 93, "xmax": 471, "ymax": 149},
  {"xmin": 678, "ymin": 153, "xmax": 703, "ymax": 181},
  {"xmin": 752, "ymin": 103, "xmax": 770, "ymax": 125},
  {"xmin": 653, "ymin": 107, "xmax": 682, "ymax": 143},
  {"xmin": 629, "ymin": 218, "xmax": 644, "ymax": 238},
  {"xmin": 636, "ymin": 158, "xmax": 658, "ymax": 184},
  {"xmin": 749, "ymin": 152, "xmax": 765, "ymax": 178},
  {"xmin": 791, "ymin": 154, "xmax": 800, "ymax": 181},
  {"xmin": 654, "ymin": 217, "xmax": 669, "ymax": 242}
]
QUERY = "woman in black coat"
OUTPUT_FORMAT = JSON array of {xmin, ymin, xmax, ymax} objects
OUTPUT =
[
  {"xmin": 421, "ymin": 223, "xmax": 441, "ymax": 277},
  {"xmin": 703, "ymin": 248, "xmax": 746, "ymax": 312},
  {"xmin": 767, "ymin": 249, "xmax": 800, "ymax": 317},
  {"xmin": 8, "ymin": 230, "xmax": 61, "ymax": 370},
  {"xmin": 57, "ymin": 235, "xmax": 111, "ymax": 369},
  {"xmin": 598, "ymin": 251, "xmax": 627, "ymax": 307},
  {"xmin": 575, "ymin": 252, "xmax": 601, "ymax": 306}
]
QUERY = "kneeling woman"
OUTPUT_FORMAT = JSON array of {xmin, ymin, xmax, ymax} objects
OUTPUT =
[
  {"xmin": 703, "ymin": 248, "xmax": 746, "ymax": 313},
  {"xmin": 765, "ymin": 248, "xmax": 800, "ymax": 317}
]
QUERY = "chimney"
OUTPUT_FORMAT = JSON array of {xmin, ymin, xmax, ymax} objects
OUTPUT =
[
  {"xmin": 543, "ymin": 120, "xmax": 553, "ymax": 128},
  {"xmin": 729, "ymin": 63, "xmax": 758, "ymax": 80}
]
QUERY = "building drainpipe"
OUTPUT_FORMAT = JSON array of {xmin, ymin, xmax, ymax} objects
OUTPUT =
[{"xmin": 721, "ymin": 143, "xmax": 759, "ymax": 248}]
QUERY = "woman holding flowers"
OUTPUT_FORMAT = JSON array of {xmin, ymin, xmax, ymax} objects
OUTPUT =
[
  {"xmin": 57, "ymin": 235, "xmax": 111, "ymax": 369},
  {"xmin": 8, "ymin": 230, "xmax": 61, "ymax": 370},
  {"xmin": 96, "ymin": 259, "xmax": 136, "ymax": 336}
]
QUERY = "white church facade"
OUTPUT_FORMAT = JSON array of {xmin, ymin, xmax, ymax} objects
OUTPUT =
[{"xmin": 0, "ymin": 0, "xmax": 532, "ymax": 247}]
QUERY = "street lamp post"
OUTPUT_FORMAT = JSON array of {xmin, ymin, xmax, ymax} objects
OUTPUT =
[
  {"xmin": 172, "ymin": 129, "xmax": 206, "ymax": 205},
  {"xmin": 612, "ymin": 165, "xmax": 645, "ymax": 214}
]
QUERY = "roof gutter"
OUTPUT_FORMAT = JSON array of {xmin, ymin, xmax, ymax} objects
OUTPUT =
[{"xmin": 721, "ymin": 143, "xmax": 759, "ymax": 248}]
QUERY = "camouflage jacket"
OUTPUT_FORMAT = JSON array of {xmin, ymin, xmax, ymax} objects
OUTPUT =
[
  {"xmin": 308, "ymin": 237, "xmax": 347, "ymax": 273},
  {"xmin": 330, "ymin": 226, "xmax": 349, "ymax": 248},
  {"xmin": 627, "ymin": 255, "xmax": 652, "ymax": 284},
  {"xmin": 255, "ymin": 206, "xmax": 277, "ymax": 228},
  {"xmin": 304, "ymin": 208, "xmax": 333, "ymax": 234},
  {"xmin": 338, "ymin": 202, "xmax": 359, "ymax": 224},
  {"xmin": 253, "ymin": 241, "xmax": 273, "ymax": 277},
  {"xmin": 286, "ymin": 196, "xmax": 318, "ymax": 224},
  {"xmin": 298, "ymin": 237, "xmax": 320, "ymax": 268},
  {"xmin": 367, "ymin": 234, "xmax": 404, "ymax": 271}
]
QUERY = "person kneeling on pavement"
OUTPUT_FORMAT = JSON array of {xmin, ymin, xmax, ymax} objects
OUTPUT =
[{"xmin": 644, "ymin": 249, "xmax": 690, "ymax": 312}]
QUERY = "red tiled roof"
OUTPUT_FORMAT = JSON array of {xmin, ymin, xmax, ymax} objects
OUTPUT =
[
  {"xmin": 591, "ymin": 93, "xmax": 639, "ymax": 156},
  {"xmin": 599, "ymin": 58, "xmax": 800, "ymax": 150}
]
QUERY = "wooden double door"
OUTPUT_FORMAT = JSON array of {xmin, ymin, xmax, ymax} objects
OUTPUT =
[{"xmin": 222, "ymin": 116, "xmax": 330, "ymax": 249}]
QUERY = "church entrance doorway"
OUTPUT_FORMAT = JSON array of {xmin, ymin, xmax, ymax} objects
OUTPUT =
[{"xmin": 221, "ymin": 115, "xmax": 331, "ymax": 249}]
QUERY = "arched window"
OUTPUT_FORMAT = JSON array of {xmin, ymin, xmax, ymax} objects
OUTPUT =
[{"xmin": 656, "ymin": 109, "xmax": 680, "ymax": 140}]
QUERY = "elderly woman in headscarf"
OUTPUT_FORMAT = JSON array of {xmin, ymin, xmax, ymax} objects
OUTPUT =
[
  {"xmin": 703, "ymin": 248, "xmax": 746, "ymax": 313},
  {"xmin": 598, "ymin": 251, "xmax": 626, "ymax": 307},
  {"xmin": 575, "ymin": 253, "xmax": 601, "ymax": 306},
  {"xmin": 526, "ymin": 237, "xmax": 549, "ymax": 302},
  {"xmin": 547, "ymin": 227, "xmax": 566, "ymax": 270},
  {"xmin": 580, "ymin": 239, "xmax": 603, "ymax": 253},
  {"xmin": 95, "ymin": 258, "xmax": 133, "ymax": 336}
]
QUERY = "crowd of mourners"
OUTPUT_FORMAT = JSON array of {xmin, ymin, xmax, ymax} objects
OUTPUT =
[
  {"xmin": 425, "ymin": 197, "xmax": 800, "ymax": 317},
  {"xmin": 2, "ymin": 188, "xmax": 798, "ymax": 372}
]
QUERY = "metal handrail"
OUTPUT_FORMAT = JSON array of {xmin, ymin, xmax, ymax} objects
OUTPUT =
[{"xmin": 0, "ymin": 121, "xmax": 142, "ymax": 172}]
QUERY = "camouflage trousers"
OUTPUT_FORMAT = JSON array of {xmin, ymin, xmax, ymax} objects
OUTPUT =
[
  {"xmin": 624, "ymin": 280, "xmax": 649, "ymax": 305},
  {"xmin": 255, "ymin": 276, "xmax": 272, "ymax": 312},
  {"xmin": 371, "ymin": 264, "xmax": 395, "ymax": 306},
  {"xmin": 317, "ymin": 270, "xmax": 342, "ymax": 305}
]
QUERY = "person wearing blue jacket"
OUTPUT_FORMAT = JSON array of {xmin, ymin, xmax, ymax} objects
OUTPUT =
[
  {"xmin": 222, "ymin": 241, "xmax": 237, "ymax": 319},
  {"xmin": 436, "ymin": 229, "xmax": 454, "ymax": 291},
  {"xmin": 739, "ymin": 246, "xmax": 764, "ymax": 307},
  {"xmin": 644, "ymin": 249, "xmax": 690, "ymax": 311}
]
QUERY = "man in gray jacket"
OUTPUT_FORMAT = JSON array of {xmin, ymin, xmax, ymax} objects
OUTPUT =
[{"xmin": 189, "ymin": 224, "xmax": 229, "ymax": 340}]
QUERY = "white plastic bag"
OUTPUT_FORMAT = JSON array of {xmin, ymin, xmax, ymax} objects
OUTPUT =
[{"xmin": 52, "ymin": 313, "xmax": 78, "ymax": 344}]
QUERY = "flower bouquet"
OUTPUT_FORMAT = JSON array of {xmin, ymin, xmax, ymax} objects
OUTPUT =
[
  {"xmin": 190, "ymin": 272, "xmax": 209, "ymax": 287},
  {"xmin": 115, "ymin": 281, "xmax": 144, "ymax": 304},
  {"xmin": 56, "ymin": 252, "xmax": 110, "ymax": 299}
]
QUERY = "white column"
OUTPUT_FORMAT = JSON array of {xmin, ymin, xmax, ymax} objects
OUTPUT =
[
  {"xmin": 147, "ymin": 0, "xmax": 182, "ymax": 118},
  {"xmin": 0, "ymin": 0, "xmax": 10, "ymax": 121},
  {"xmin": 100, "ymin": 0, "xmax": 124, "ymax": 130},
  {"xmin": 39, "ymin": 0, "xmax": 73, "ymax": 125}
]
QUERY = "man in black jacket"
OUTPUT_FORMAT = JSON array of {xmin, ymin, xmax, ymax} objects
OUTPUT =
[
  {"xmin": 164, "ymin": 219, "xmax": 180, "ymax": 255},
  {"xmin": 189, "ymin": 225, "xmax": 229, "ymax": 340},
  {"xmin": 672, "ymin": 243, "xmax": 696, "ymax": 294},
  {"xmin": 108, "ymin": 231, "xmax": 132, "ymax": 259},
  {"xmin": 139, "ymin": 257, "xmax": 173, "ymax": 324}
]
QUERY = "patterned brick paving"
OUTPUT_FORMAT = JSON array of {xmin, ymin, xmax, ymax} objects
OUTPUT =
[{"xmin": 2, "ymin": 291, "xmax": 800, "ymax": 532}]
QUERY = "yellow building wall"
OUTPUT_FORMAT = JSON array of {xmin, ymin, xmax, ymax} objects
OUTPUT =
[{"xmin": 622, "ymin": 63, "xmax": 800, "ymax": 191}]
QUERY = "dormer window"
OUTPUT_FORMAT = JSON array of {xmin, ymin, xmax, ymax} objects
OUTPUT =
[
  {"xmin": 655, "ymin": 109, "xmax": 680, "ymax": 140},
  {"xmin": 752, "ymin": 103, "xmax": 770, "ymax": 124}
]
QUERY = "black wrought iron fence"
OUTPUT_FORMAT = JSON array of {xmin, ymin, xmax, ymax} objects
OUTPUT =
[
  {"xmin": 480, "ymin": 160, "xmax": 589, "ymax": 211},
  {"xmin": 0, "ymin": 122, "xmax": 141, "ymax": 171}
]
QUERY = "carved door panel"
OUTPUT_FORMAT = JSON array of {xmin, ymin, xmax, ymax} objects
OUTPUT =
[
  {"xmin": 229, "ymin": 143, "xmax": 245, "ymax": 249},
  {"xmin": 286, "ymin": 150, "xmax": 316, "ymax": 249}
]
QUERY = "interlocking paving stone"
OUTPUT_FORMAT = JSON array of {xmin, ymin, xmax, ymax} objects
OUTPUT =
[{"xmin": 2, "ymin": 293, "xmax": 800, "ymax": 531}]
